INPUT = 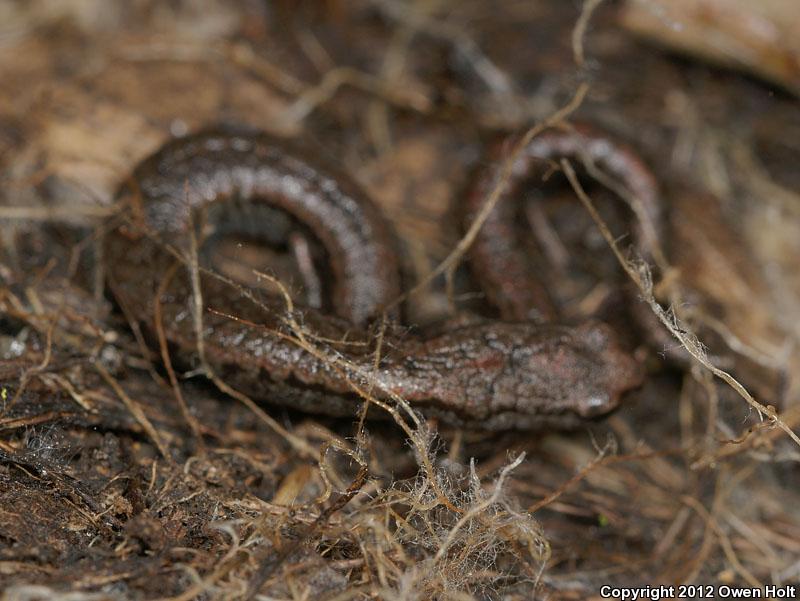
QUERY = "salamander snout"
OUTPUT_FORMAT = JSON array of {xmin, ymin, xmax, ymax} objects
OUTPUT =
[{"xmin": 566, "ymin": 321, "xmax": 644, "ymax": 418}]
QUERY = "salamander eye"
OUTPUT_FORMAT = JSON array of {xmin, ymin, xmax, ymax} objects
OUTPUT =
[
  {"xmin": 575, "ymin": 392, "xmax": 613, "ymax": 417},
  {"xmin": 574, "ymin": 321, "xmax": 610, "ymax": 353}
]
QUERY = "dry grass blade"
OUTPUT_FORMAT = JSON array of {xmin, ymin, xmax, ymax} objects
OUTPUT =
[
  {"xmin": 561, "ymin": 158, "xmax": 800, "ymax": 450},
  {"xmin": 433, "ymin": 453, "xmax": 525, "ymax": 563},
  {"xmin": 154, "ymin": 261, "xmax": 205, "ymax": 453},
  {"xmin": 178, "ymin": 214, "xmax": 319, "ymax": 459},
  {"xmin": 278, "ymin": 66, "xmax": 432, "ymax": 126},
  {"xmin": 219, "ymin": 268, "xmax": 459, "ymax": 513},
  {"xmin": 572, "ymin": 0, "xmax": 607, "ymax": 68},
  {"xmin": 527, "ymin": 437, "xmax": 614, "ymax": 513},
  {"xmin": 93, "ymin": 361, "xmax": 170, "ymax": 460},
  {"xmin": 370, "ymin": 0, "xmax": 514, "ymax": 94},
  {"xmin": 388, "ymin": 82, "xmax": 590, "ymax": 310},
  {"xmin": 681, "ymin": 494, "xmax": 762, "ymax": 588}
]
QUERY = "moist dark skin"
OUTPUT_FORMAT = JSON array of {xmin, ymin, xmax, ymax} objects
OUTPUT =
[
  {"xmin": 465, "ymin": 124, "xmax": 663, "ymax": 323},
  {"xmin": 105, "ymin": 130, "xmax": 643, "ymax": 430}
]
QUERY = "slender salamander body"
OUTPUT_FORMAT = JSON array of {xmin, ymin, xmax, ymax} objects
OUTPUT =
[
  {"xmin": 465, "ymin": 124, "xmax": 662, "ymax": 323},
  {"xmin": 105, "ymin": 130, "xmax": 643, "ymax": 430}
]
